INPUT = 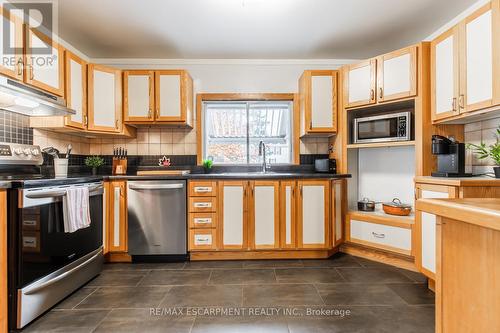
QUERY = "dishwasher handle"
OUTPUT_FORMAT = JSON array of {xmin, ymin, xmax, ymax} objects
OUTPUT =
[{"xmin": 128, "ymin": 183, "xmax": 184, "ymax": 191}]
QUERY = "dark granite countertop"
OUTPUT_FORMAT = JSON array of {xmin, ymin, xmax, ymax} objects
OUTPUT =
[{"xmin": 106, "ymin": 172, "xmax": 351, "ymax": 181}]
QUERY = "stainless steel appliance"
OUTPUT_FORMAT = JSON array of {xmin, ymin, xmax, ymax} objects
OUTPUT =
[
  {"xmin": 1, "ymin": 143, "xmax": 104, "ymax": 329},
  {"xmin": 353, "ymin": 111, "xmax": 411, "ymax": 144},
  {"xmin": 127, "ymin": 180, "xmax": 187, "ymax": 260},
  {"xmin": 0, "ymin": 76, "xmax": 75, "ymax": 116}
]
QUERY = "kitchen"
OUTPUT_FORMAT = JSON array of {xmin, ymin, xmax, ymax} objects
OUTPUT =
[{"xmin": 0, "ymin": 0, "xmax": 499, "ymax": 332}]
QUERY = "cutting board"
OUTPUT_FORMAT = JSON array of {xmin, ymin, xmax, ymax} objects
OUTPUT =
[{"xmin": 136, "ymin": 170, "xmax": 191, "ymax": 176}]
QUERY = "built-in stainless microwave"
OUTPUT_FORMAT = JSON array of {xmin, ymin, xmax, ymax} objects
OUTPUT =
[{"xmin": 353, "ymin": 111, "xmax": 411, "ymax": 144}]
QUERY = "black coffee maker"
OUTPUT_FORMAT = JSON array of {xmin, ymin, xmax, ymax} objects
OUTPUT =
[{"xmin": 431, "ymin": 135, "xmax": 472, "ymax": 177}]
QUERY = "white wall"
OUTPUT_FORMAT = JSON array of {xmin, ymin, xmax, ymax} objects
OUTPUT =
[{"xmin": 357, "ymin": 146, "xmax": 415, "ymax": 206}]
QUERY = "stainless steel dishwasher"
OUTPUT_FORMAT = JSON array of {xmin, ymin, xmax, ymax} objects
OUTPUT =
[{"xmin": 127, "ymin": 180, "xmax": 187, "ymax": 260}]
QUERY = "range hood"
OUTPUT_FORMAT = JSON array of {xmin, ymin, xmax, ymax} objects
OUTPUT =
[{"xmin": 0, "ymin": 76, "xmax": 75, "ymax": 116}]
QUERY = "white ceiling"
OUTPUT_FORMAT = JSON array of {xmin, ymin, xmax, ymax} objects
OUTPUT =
[{"xmin": 58, "ymin": 0, "xmax": 478, "ymax": 59}]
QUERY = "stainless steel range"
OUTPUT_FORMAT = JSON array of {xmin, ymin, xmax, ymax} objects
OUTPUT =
[{"xmin": 0, "ymin": 142, "xmax": 104, "ymax": 329}]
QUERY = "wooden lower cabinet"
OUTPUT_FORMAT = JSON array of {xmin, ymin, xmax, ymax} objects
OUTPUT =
[
  {"xmin": 1, "ymin": 190, "xmax": 7, "ymax": 333},
  {"xmin": 249, "ymin": 181, "xmax": 280, "ymax": 250},
  {"xmin": 107, "ymin": 181, "xmax": 128, "ymax": 253},
  {"xmin": 415, "ymin": 178, "xmax": 500, "ymax": 280},
  {"xmin": 297, "ymin": 180, "xmax": 330, "ymax": 249},
  {"xmin": 331, "ymin": 179, "xmax": 345, "ymax": 247},
  {"xmin": 219, "ymin": 181, "xmax": 248, "ymax": 250}
]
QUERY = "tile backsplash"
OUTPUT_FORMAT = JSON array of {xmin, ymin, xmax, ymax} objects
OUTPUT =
[
  {"xmin": 464, "ymin": 117, "xmax": 499, "ymax": 174},
  {"xmin": 0, "ymin": 110, "xmax": 33, "ymax": 144},
  {"xmin": 33, "ymin": 129, "xmax": 91, "ymax": 155}
]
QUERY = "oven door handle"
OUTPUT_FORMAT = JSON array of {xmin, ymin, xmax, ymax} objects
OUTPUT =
[
  {"xmin": 25, "ymin": 184, "xmax": 103, "ymax": 199},
  {"xmin": 23, "ymin": 250, "xmax": 102, "ymax": 295},
  {"xmin": 129, "ymin": 184, "xmax": 184, "ymax": 190}
]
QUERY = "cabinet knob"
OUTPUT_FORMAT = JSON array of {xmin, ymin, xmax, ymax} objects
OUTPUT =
[
  {"xmin": 156, "ymin": 108, "xmax": 160, "ymax": 119},
  {"xmin": 379, "ymin": 87, "xmax": 383, "ymax": 99},
  {"xmin": 115, "ymin": 119, "xmax": 119, "ymax": 129},
  {"xmin": 452, "ymin": 97, "xmax": 457, "ymax": 111},
  {"xmin": 16, "ymin": 58, "xmax": 23, "ymax": 76},
  {"xmin": 148, "ymin": 109, "xmax": 152, "ymax": 118},
  {"xmin": 370, "ymin": 89, "xmax": 375, "ymax": 101},
  {"xmin": 459, "ymin": 94, "xmax": 465, "ymax": 109}
]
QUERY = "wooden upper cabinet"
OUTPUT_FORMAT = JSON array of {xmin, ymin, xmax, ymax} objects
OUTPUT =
[
  {"xmin": 343, "ymin": 59, "xmax": 376, "ymax": 108},
  {"xmin": 155, "ymin": 70, "xmax": 193, "ymax": 125},
  {"xmin": 297, "ymin": 180, "xmax": 330, "ymax": 249},
  {"xmin": 123, "ymin": 70, "xmax": 154, "ymax": 122},
  {"xmin": 431, "ymin": 27, "xmax": 460, "ymax": 121},
  {"xmin": 460, "ymin": 1, "xmax": 498, "ymax": 113},
  {"xmin": 64, "ymin": 50, "xmax": 87, "ymax": 129},
  {"xmin": 299, "ymin": 70, "xmax": 337, "ymax": 134},
  {"xmin": 376, "ymin": 45, "xmax": 417, "ymax": 102},
  {"xmin": 24, "ymin": 26, "xmax": 65, "ymax": 96},
  {"xmin": 87, "ymin": 64, "xmax": 122, "ymax": 133},
  {"xmin": 0, "ymin": 7, "xmax": 23, "ymax": 81}
]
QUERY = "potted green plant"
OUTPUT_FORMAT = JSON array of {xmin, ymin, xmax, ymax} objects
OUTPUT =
[
  {"xmin": 202, "ymin": 159, "xmax": 213, "ymax": 173},
  {"xmin": 467, "ymin": 125, "xmax": 500, "ymax": 178},
  {"xmin": 85, "ymin": 155, "xmax": 105, "ymax": 176}
]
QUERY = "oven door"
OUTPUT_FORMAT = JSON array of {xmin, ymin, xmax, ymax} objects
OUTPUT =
[{"xmin": 18, "ymin": 182, "xmax": 104, "ymax": 288}]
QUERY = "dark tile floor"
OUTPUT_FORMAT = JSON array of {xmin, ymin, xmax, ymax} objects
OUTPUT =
[{"xmin": 20, "ymin": 253, "xmax": 435, "ymax": 333}]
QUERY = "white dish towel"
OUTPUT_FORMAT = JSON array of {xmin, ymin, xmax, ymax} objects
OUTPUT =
[{"xmin": 63, "ymin": 186, "xmax": 91, "ymax": 233}]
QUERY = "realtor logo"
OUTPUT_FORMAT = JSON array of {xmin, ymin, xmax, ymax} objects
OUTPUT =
[{"xmin": 2, "ymin": 0, "xmax": 57, "ymax": 56}]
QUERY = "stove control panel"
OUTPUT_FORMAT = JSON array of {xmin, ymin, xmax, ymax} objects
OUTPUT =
[{"xmin": 0, "ymin": 143, "xmax": 43, "ymax": 165}]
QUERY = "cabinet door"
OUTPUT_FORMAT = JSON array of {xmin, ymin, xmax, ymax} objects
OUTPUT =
[
  {"xmin": 0, "ymin": 8, "xmax": 23, "ymax": 80},
  {"xmin": 298, "ymin": 180, "xmax": 329, "ymax": 248},
  {"xmin": 306, "ymin": 71, "xmax": 337, "ymax": 132},
  {"xmin": 249, "ymin": 181, "xmax": 279, "ymax": 249},
  {"xmin": 331, "ymin": 180, "xmax": 344, "ymax": 247},
  {"xmin": 377, "ymin": 46, "xmax": 417, "ymax": 102},
  {"xmin": 88, "ymin": 64, "xmax": 122, "ymax": 132},
  {"xmin": 0, "ymin": 190, "xmax": 7, "ymax": 332},
  {"xmin": 123, "ymin": 70, "xmax": 154, "ymax": 122},
  {"xmin": 219, "ymin": 181, "xmax": 247, "ymax": 250},
  {"xmin": 416, "ymin": 184, "xmax": 457, "ymax": 279},
  {"xmin": 279, "ymin": 181, "xmax": 297, "ymax": 249},
  {"xmin": 431, "ymin": 27, "xmax": 460, "ymax": 121},
  {"xmin": 460, "ymin": 3, "xmax": 496, "ymax": 113},
  {"xmin": 108, "ymin": 181, "xmax": 127, "ymax": 252},
  {"xmin": 64, "ymin": 50, "xmax": 87, "ymax": 129},
  {"xmin": 343, "ymin": 59, "xmax": 376, "ymax": 108},
  {"xmin": 155, "ymin": 70, "xmax": 184, "ymax": 122},
  {"xmin": 24, "ymin": 27, "xmax": 64, "ymax": 96}
]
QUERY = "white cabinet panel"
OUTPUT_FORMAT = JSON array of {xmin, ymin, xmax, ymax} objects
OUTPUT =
[
  {"xmin": 113, "ymin": 186, "xmax": 121, "ymax": 247},
  {"xmin": 420, "ymin": 190, "xmax": 449, "ymax": 274},
  {"xmin": 222, "ymin": 186, "xmax": 244, "ymax": 247},
  {"xmin": 93, "ymin": 70, "xmax": 116, "ymax": 128},
  {"xmin": 254, "ymin": 186, "xmax": 275, "ymax": 247},
  {"xmin": 158, "ymin": 74, "xmax": 181, "ymax": 118},
  {"xmin": 348, "ymin": 65, "xmax": 372, "ymax": 104},
  {"xmin": 127, "ymin": 75, "xmax": 151, "ymax": 117},
  {"xmin": 382, "ymin": 53, "xmax": 411, "ymax": 97},
  {"xmin": 285, "ymin": 186, "xmax": 292, "ymax": 245},
  {"xmin": 30, "ymin": 34, "xmax": 61, "ymax": 90},
  {"xmin": 311, "ymin": 76, "xmax": 333, "ymax": 128},
  {"xmin": 435, "ymin": 35, "xmax": 456, "ymax": 116},
  {"xmin": 350, "ymin": 219, "xmax": 411, "ymax": 252},
  {"xmin": 302, "ymin": 185, "xmax": 325, "ymax": 245},
  {"xmin": 465, "ymin": 10, "xmax": 493, "ymax": 106},
  {"xmin": 68, "ymin": 59, "xmax": 83, "ymax": 124}
]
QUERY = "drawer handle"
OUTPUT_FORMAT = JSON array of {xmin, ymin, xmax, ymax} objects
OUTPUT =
[
  {"xmin": 194, "ymin": 218, "xmax": 212, "ymax": 224},
  {"xmin": 194, "ymin": 202, "xmax": 211, "ymax": 208},
  {"xmin": 372, "ymin": 232, "xmax": 385, "ymax": 239},
  {"xmin": 194, "ymin": 187, "xmax": 212, "ymax": 193},
  {"xmin": 194, "ymin": 235, "xmax": 212, "ymax": 245}
]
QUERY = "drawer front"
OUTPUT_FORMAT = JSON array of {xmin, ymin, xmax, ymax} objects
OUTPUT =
[
  {"xmin": 349, "ymin": 219, "xmax": 411, "ymax": 254},
  {"xmin": 189, "ymin": 213, "xmax": 217, "ymax": 229},
  {"xmin": 189, "ymin": 197, "xmax": 217, "ymax": 213},
  {"xmin": 189, "ymin": 181, "xmax": 217, "ymax": 197},
  {"xmin": 189, "ymin": 229, "xmax": 217, "ymax": 250}
]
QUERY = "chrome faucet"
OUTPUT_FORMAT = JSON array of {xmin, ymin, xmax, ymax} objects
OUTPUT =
[{"xmin": 258, "ymin": 141, "xmax": 269, "ymax": 172}]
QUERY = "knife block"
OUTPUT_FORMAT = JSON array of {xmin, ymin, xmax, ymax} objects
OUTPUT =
[{"xmin": 112, "ymin": 158, "xmax": 127, "ymax": 175}]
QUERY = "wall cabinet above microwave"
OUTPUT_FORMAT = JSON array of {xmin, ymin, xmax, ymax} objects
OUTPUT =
[
  {"xmin": 343, "ymin": 45, "xmax": 418, "ymax": 109},
  {"xmin": 123, "ymin": 70, "xmax": 193, "ymax": 127}
]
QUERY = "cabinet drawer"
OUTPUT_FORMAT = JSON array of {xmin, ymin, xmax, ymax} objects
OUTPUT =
[
  {"xmin": 349, "ymin": 219, "xmax": 411, "ymax": 255},
  {"xmin": 189, "ymin": 197, "xmax": 217, "ymax": 212},
  {"xmin": 189, "ymin": 229, "xmax": 217, "ymax": 251},
  {"xmin": 189, "ymin": 213, "xmax": 217, "ymax": 229},
  {"xmin": 189, "ymin": 181, "xmax": 217, "ymax": 197}
]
